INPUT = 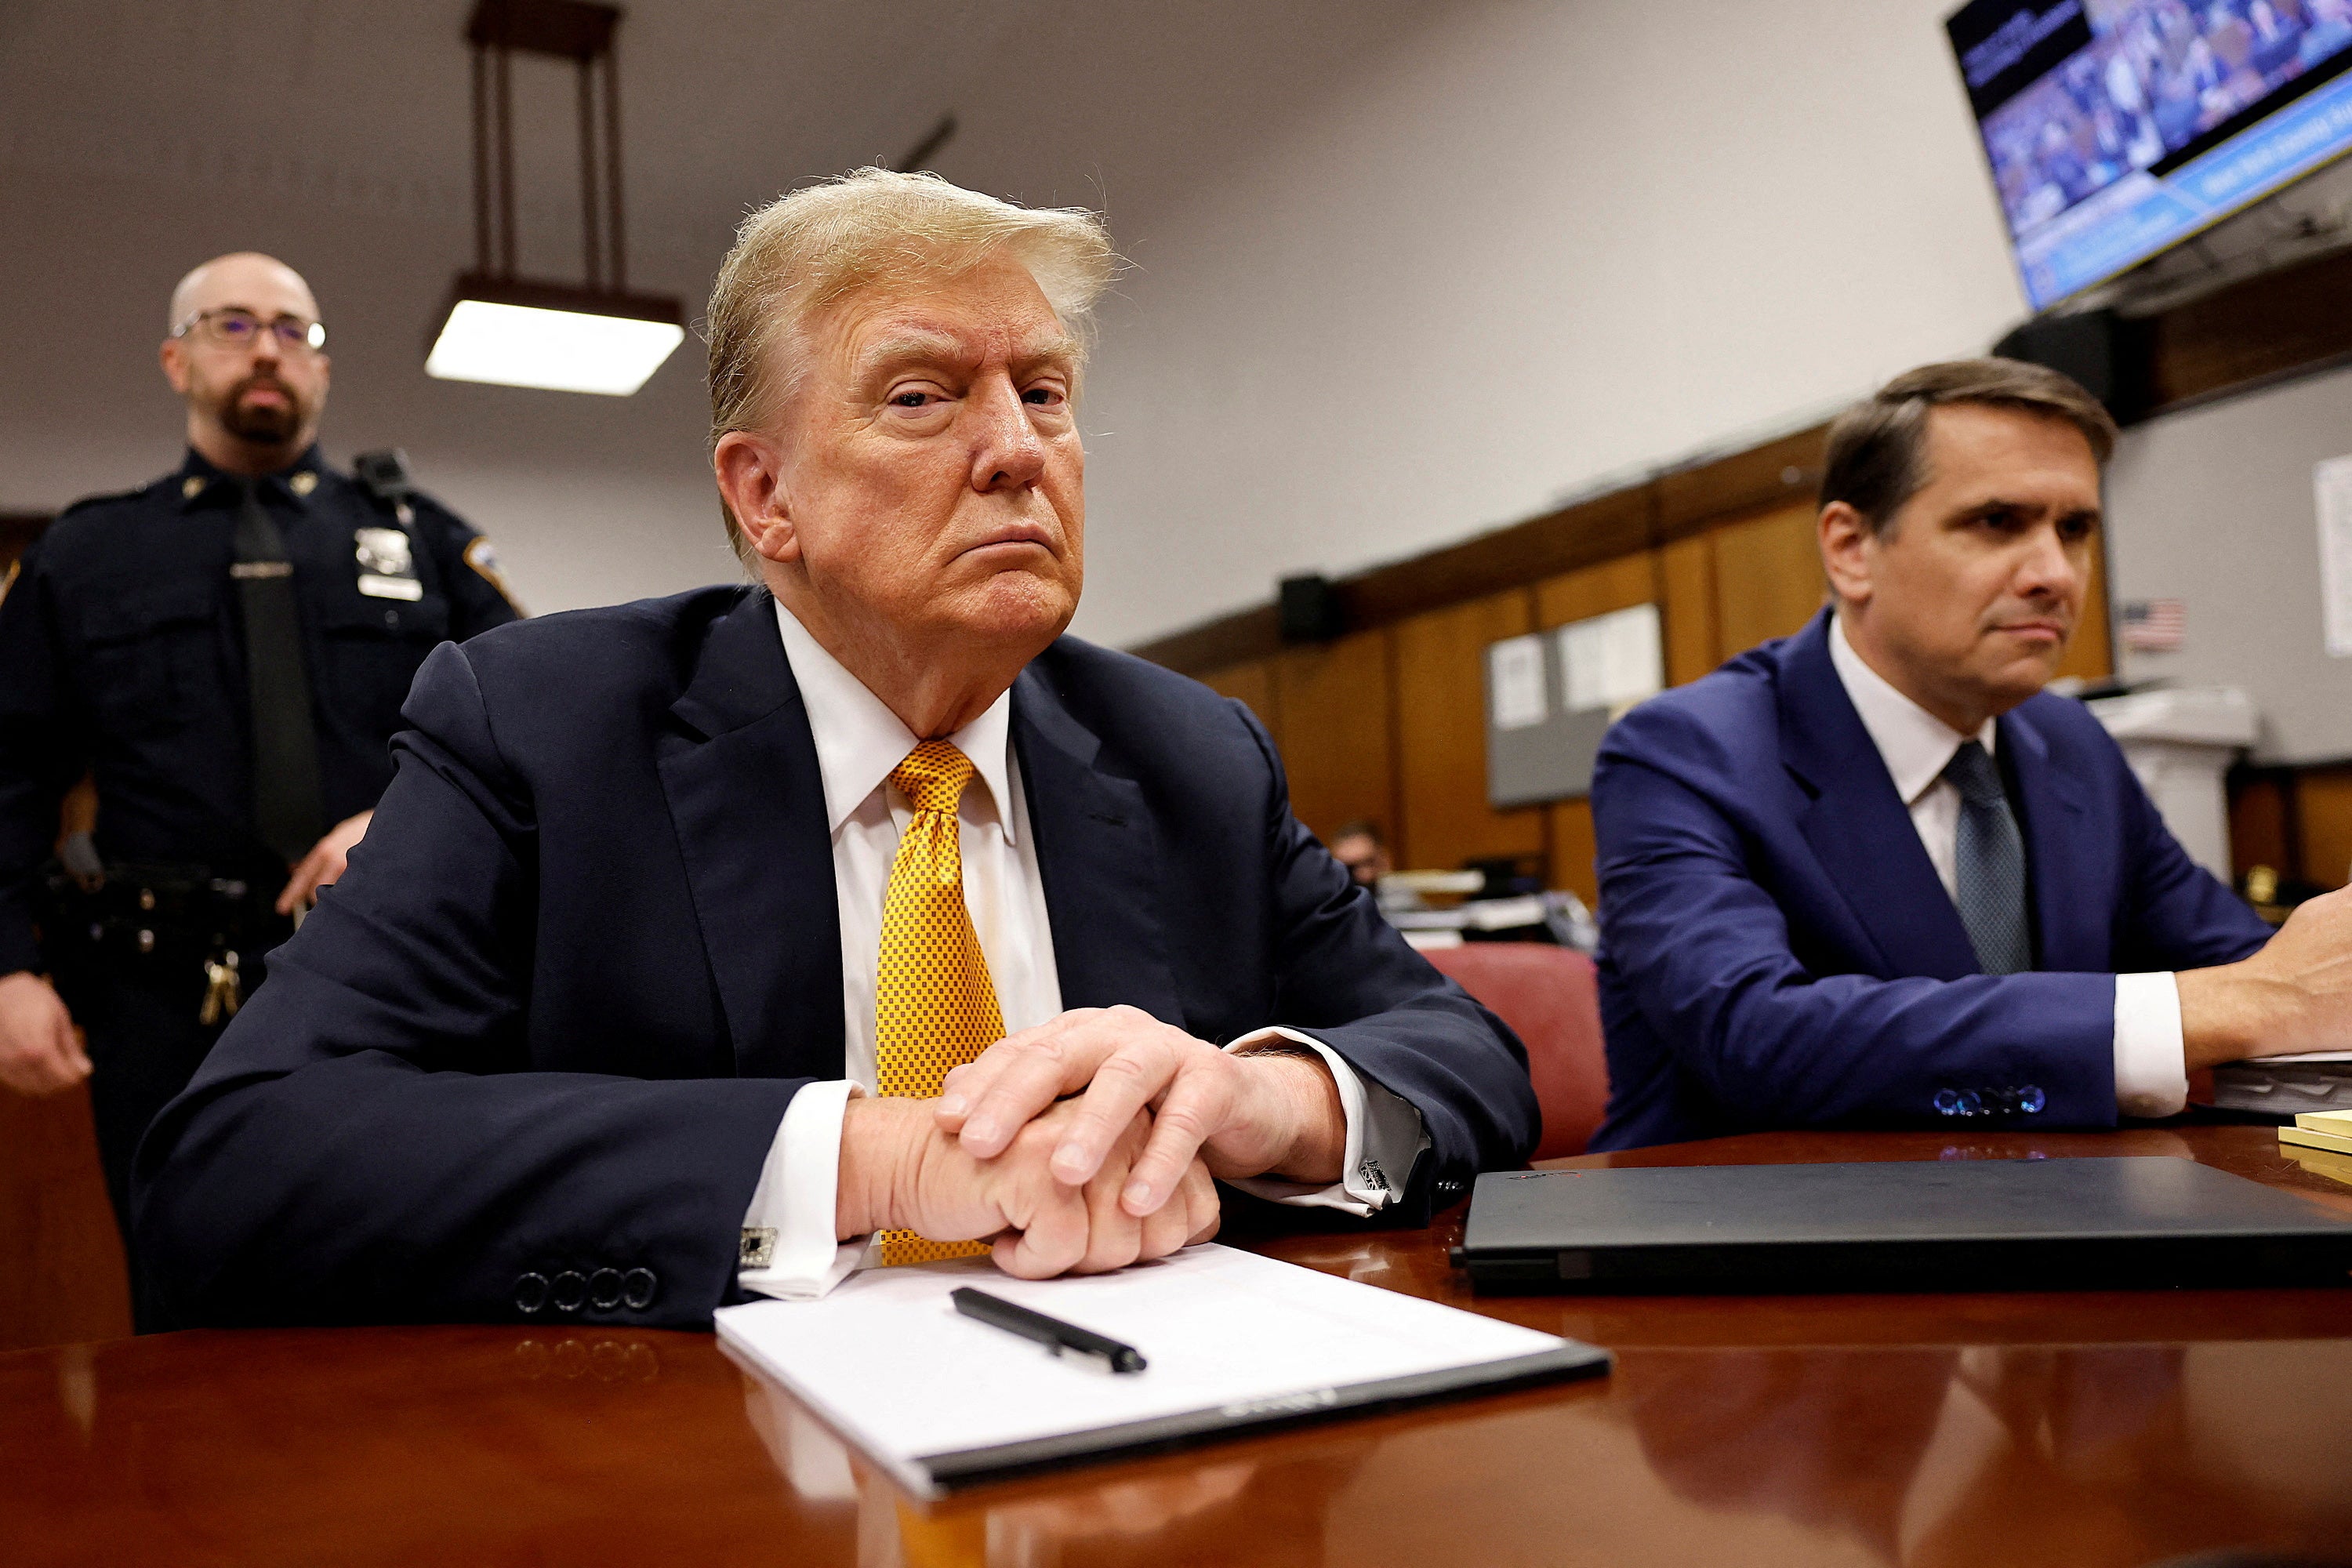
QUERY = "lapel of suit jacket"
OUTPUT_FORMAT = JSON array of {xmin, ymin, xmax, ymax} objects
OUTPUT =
[
  {"xmin": 655, "ymin": 588, "xmax": 844, "ymax": 1080},
  {"xmin": 1778, "ymin": 610, "xmax": 1981, "ymax": 980},
  {"xmin": 1998, "ymin": 703, "xmax": 2093, "ymax": 970},
  {"xmin": 1010, "ymin": 658, "xmax": 1185, "ymax": 1025}
]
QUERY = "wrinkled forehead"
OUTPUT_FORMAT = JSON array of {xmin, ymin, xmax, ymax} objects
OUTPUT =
[
  {"xmin": 804, "ymin": 258, "xmax": 1077, "ymax": 387},
  {"xmin": 172, "ymin": 256, "xmax": 319, "ymax": 327}
]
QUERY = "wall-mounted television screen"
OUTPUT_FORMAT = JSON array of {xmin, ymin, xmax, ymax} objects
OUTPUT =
[{"xmin": 1947, "ymin": 0, "xmax": 2352, "ymax": 310}]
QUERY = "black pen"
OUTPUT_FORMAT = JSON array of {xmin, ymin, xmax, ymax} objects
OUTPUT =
[{"xmin": 950, "ymin": 1287, "xmax": 1148, "ymax": 1374}]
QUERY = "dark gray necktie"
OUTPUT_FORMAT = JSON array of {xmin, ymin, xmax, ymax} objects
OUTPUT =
[
  {"xmin": 230, "ymin": 478, "xmax": 325, "ymax": 866},
  {"xmin": 1943, "ymin": 739, "xmax": 2031, "ymax": 976}
]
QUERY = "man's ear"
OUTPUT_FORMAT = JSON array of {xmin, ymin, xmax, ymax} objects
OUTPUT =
[
  {"xmin": 160, "ymin": 338, "xmax": 191, "ymax": 396},
  {"xmin": 1818, "ymin": 501, "xmax": 1875, "ymax": 607},
  {"xmin": 713, "ymin": 430, "xmax": 800, "ymax": 564}
]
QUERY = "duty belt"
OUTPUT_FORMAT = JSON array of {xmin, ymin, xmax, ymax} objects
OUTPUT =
[{"xmin": 42, "ymin": 861, "xmax": 292, "ymax": 1025}]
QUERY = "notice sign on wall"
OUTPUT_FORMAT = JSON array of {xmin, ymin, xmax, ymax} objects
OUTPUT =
[
  {"xmin": 2317, "ymin": 454, "xmax": 2352, "ymax": 659},
  {"xmin": 1559, "ymin": 603, "xmax": 1664, "ymax": 716},
  {"xmin": 1486, "ymin": 604, "xmax": 1668, "ymax": 808},
  {"xmin": 1486, "ymin": 634, "xmax": 1548, "ymax": 730}
]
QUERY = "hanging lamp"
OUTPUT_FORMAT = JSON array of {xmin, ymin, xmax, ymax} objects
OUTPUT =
[{"xmin": 426, "ymin": 0, "xmax": 684, "ymax": 396}]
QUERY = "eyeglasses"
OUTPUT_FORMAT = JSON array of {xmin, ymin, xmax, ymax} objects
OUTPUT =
[{"xmin": 171, "ymin": 309, "xmax": 328, "ymax": 354}]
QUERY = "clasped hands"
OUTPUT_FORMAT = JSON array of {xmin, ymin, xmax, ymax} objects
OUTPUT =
[{"xmin": 834, "ymin": 1006, "xmax": 1348, "ymax": 1279}]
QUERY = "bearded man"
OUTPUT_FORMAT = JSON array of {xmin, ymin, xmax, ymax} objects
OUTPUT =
[{"xmin": 0, "ymin": 252, "xmax": 518, "ymax": 1313}]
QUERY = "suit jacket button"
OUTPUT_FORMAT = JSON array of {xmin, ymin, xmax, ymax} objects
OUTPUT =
[
  {"xmin": 514, "ymin": 1272, "xmax": 550, "ymax": 1314},
  {"xmin": 551, "ymin": 1271, "xmax": 588, "ymax": 1312},
  {"xmin": 622, "ymin": 1268, "xmax": 657, "ymax": 1311},
  {"xmin": 2018, "ymin": 1085, "xmax": 2045, "ymax": 1114},
  {"xmin": 588, "ymin": 1269, "xmax": 624, "ymax": 1311},
  {"xmin": 1955, "ymin": 1090, "xmax": 1983, "ymax": 1116},
  {"xmin": 1933, "ymin": 1089, "xmax": 1961, "ymax": 1116}
]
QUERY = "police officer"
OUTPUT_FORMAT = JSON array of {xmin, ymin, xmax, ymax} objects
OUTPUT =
[{"xmin": 0, "ymin": 252, "xmax": 519, "ymax": 1306}]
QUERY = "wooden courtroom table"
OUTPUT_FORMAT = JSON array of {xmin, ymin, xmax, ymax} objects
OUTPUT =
[{"xmin": 7, "ymin": 1126, "xmax": 2352, "ymax": 1568}]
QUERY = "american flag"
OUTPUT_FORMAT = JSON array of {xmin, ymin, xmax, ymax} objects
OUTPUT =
[{"xmin": 2120, "ymin": 599, "xmax": 2185, "ymax": 653}]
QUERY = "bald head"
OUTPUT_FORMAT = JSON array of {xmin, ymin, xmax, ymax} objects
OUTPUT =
[
  {"xmin": 169, "ymin": 252, "xmax": 318, "ymax": 333},
  {"xmin": 161, "ymin": 252, "xmax": 331, "ymax": 476}
]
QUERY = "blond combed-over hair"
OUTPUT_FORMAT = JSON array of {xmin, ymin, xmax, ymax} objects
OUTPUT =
[{"xmin": 706, "ymin": 168, "xmax": 1119, "ymax": 559}]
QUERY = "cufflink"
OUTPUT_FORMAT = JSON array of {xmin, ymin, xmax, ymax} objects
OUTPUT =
[
  {"xmin": 1356, "ymin": 1159, "xmax": 1388, "ymax": 1194},
  {"xmin": 739, "ymin": 1228, "xmax": 778, "ymax": 1269}
]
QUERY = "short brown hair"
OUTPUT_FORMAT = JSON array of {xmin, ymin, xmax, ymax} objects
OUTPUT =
[
  {"xmin": 1820, "ymin": 358, "xmax": 2118, "ymax": 536},
  {"xmin": 705, "ymin": 168, "xmax": 1118, "ymax": 561}
]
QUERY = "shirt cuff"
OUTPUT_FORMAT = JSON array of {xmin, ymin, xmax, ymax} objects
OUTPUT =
[
  {"xmin": 738, "ymin": 1080, "xmax": 869, "ymax": 1302},
  {"xmin": 1220, "ymin": 1027, "xmax": 1429, "ymax": 1216},
  {"xmin": 2113, "ymin": 972, "xmax": 2188, "ymax": 1120}
]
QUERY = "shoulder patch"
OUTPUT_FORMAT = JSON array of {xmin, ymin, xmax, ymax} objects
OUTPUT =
[{"xmin": 463, "ymin": 535, "xmax": 526, "ymax": 615}]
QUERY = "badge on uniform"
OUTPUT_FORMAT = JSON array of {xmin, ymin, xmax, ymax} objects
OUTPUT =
[{"xmin": 354, "ymin": 527, "xmax": 425, "ymax": 601}]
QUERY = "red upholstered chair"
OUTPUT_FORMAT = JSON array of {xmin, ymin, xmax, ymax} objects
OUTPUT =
[{"xmin": 1421, "ymin": 941, "xmax": 1610, "ymax": 1160}]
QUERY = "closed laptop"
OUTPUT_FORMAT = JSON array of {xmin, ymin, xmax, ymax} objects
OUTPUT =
[{"xmin": 1455, "ymin": 1156, "xmax": 2352, "ymax": 1293}]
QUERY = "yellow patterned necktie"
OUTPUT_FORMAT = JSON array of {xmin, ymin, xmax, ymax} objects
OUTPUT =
[{"xmin": 874, "ymin": 740, "xmax": 1004, "ymax": 1265}]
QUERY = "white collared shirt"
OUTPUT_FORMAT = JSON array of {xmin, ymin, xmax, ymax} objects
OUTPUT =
[
  {"xmin": 1828, "ymin": 613, "xmax": 2186, "ymax": 1119},
  {"xmin": 739, "ymin": 601, "xmax": 1426, "ymax": 1301}
]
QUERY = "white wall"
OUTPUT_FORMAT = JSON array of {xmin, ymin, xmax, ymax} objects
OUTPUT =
[
  {"xmin": 0, "ymin": 0, "xmax": 1454, "ymax": 621},
  {"xmin": 1071, "ymin": 0, "xmax": 2034, "ymax": 647},
  {"xmin": 2, "ymin": 0, "xmax": 2036, "ymax": 640}
]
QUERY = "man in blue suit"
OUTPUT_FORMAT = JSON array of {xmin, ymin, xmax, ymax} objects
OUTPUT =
[
  {"xmin": 1591, "ymin": 358, "xmax": 2352, "ymax": 1150},
  {"xmin": 133, "ymin": 170, "xmax": 1535, "ymax": 1328}
]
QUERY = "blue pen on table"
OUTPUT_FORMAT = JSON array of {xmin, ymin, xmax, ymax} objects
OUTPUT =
[{"xmin": 949, "ymin": 1287, "xmax": 1148, "ymax": 1374}]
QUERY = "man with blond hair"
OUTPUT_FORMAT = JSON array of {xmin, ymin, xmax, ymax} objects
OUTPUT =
[
  {"xmin": 0, "ymin": 253, "xmax": 515, "ymax": 1310},
  {"xmin": 137, "ymin": 172, "xmax": 1535, "ymax": 1329}
]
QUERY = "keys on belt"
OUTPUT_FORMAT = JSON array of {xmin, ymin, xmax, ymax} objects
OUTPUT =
[
  {"xmin": 198, "ymin": 950, "xmax": 243, "ymax": 1026},
  {"xmin": 42, "ymin": 861, "xmax": 285, "ymax": 1025}
]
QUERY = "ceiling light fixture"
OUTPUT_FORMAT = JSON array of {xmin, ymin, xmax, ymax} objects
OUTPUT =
[{"xmin": 426, "ymin": 0, "xmax": 684, "ymax": 397}]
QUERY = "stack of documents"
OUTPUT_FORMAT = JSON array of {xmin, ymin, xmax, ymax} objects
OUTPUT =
[
  {"xmin": 2279, "ymin": 1109, "xmax": 2352, "ymax": 1187},
  {"xmin": 715, "ymin": 1243, "xmax": 1608, "ymax": 1497}
]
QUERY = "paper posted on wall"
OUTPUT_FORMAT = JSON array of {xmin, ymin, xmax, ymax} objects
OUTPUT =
[
  {"xmin": 1558, "ymin": 603, "xmax": 1664, "ymax": 715},
  {"xmin": 2313, "ymin": 454, "xmax": 2352, "ymax": 658},
  {"xmin": 1487, "ymin": 634, "xmax": 1548, "ymax": 730}
]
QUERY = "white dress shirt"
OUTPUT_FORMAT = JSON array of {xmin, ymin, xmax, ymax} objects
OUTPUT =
[
  {"xmin": 738, "ymin": 601, "xmax": 1428, "ymax": 1301},
  {"xmin": 1827, "ymin": 614, "xmax": 2187, "ymax": 1120}
]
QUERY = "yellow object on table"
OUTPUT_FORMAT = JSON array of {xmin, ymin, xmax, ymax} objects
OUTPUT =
[{"xmin": 2277, "ymin": 1109, "xmax": 2352, "ymax": 1162}]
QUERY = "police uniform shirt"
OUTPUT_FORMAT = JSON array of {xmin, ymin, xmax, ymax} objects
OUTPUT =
[{"xmin": 0, "ymin": 445, "xmax": 521, "ymax": 975}]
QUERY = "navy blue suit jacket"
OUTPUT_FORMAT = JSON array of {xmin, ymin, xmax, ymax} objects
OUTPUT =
[
  {"xmin": 135, "ymin": 586, "xmax": 1534, "ymax": 1328},
  {"xmin": 1588, "ymin": 610, "xmax": 2270, "ymax": 1151}
]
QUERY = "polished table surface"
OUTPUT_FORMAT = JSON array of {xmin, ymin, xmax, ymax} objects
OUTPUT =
[{"xmin": 9, "ymin": 1126, "xmax": 2352, "ymax": 1567}]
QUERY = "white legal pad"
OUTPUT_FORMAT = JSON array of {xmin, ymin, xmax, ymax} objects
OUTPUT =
[{"xmin": 714, "ymin": 1242, "xmax": 1609, "ymax": 1496}]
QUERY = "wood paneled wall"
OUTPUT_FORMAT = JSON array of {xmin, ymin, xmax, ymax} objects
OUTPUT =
[
  {"xmin": 1192, "ymin": 492, "xmax": 2111, "ymax": 902},
  {"xmin": 1271, "ymin": 633, "xmax": 1396, "ymax": 844},
  {"xmin": 1393, "ymin": 594, "xmax": 1545, "ymax": 876},
  {"xmin": 1189, "ymin": 485, "xmax": 2136, "ymax": 905}
]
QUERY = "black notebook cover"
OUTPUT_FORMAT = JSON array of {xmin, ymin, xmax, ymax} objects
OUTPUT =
[{"xmin": 1458, "ymin": 1156, "xmax": 2352, "ymax": 1293}]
